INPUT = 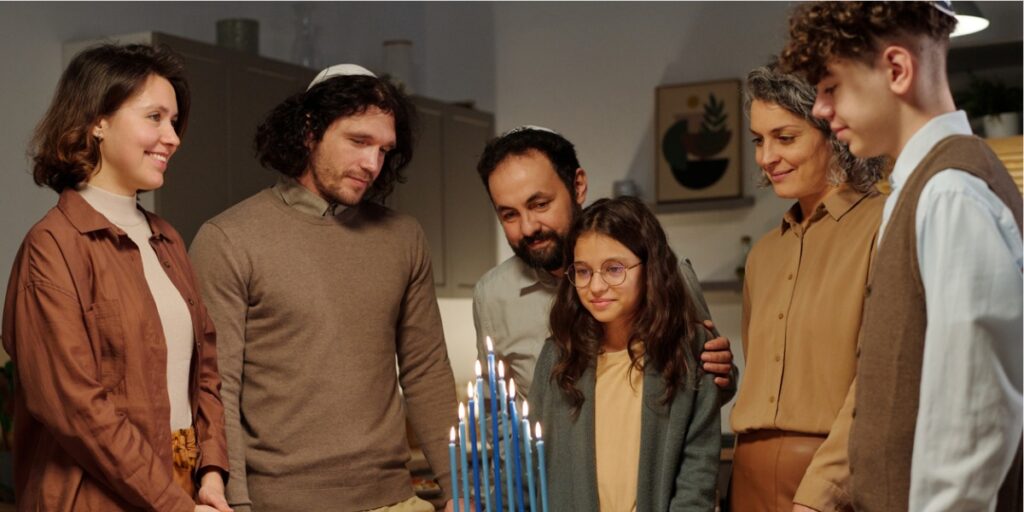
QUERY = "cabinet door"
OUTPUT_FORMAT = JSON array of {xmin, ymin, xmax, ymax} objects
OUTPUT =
[
  {"xmin": 147, "ymin": 34, "xmax": 313, "ymax": 245},
  {"xmin": 390, "ymin": 98, "xmax": 447, "ymax": 286},
  {"xmin": 227, "ymin": 55, "xmax": 315, "ymax": 206},
  {"xmin": 151, "ymin": 34, "xmax": 231, "ymax": 246},
  {"xmin": 442, "ymin": 105, "xmax": 495, "ymax": 296}
]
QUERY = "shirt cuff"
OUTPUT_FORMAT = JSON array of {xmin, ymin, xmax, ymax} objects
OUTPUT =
[{"xmin": 794, "ymin": 473, "xmax": 852, "ymax": 512}]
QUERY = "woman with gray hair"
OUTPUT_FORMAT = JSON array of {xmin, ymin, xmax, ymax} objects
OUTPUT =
[{"xmin": 728, "ymin": 65, "xmax": 887, "ymax": 512}]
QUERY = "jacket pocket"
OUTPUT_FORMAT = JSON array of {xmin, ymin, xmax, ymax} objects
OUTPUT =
[{"xmin": 84, "ymin": 300, "xmax": 126, "ymax": 392}]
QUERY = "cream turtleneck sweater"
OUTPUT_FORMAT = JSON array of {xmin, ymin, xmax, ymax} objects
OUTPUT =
[{"xmin": 79, "ymin": 185, "xmax": 194, "ymax": 430}]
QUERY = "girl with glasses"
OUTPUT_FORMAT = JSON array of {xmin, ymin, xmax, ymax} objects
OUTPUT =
[{"xmin": 530, "ymin": 196, "xmax": 720, "ymax": 511}]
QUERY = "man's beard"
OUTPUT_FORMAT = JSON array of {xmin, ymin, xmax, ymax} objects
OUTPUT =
[
  {"xmin": 312, "ymin": 167, "xmax": 370, "ymax": 208},
  {"xmin": 512, "ymin": 203, "xmax": 581, "ymax": 273},
  {"xmin": 512, "ymin": 229, "xmax": 566, "ymax": 272}
]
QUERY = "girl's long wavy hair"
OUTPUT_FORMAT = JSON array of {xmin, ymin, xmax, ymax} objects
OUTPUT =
[{"xmin": 548, "ymin": 196, "xmax": 701, "ymax": 414}]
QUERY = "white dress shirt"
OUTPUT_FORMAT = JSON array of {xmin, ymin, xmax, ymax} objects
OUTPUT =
[{"xmin": 880, "ymin": 110, "xmax": 1023, "ymax": 512}]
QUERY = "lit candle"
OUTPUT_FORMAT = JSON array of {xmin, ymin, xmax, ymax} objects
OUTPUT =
[
  {"xmin": 458, "ymin": 404, "xmax": 471, "ymax": 512},
  {"xmin": 536, "ymin": 422, "xmax": 549, "ymax": 512},
  {"xmin": 474, "ymin": 361, "xmax": 491, "ymax": 512},
  {"xmin": 449, "ymin": 426, "xmax": 460, "ymax": 512},
  {"xmin": 499, "ymin": 362, "xmax": 515, "ymax": 510},
  {"xmin": 522, "ymin": 401, "xmax": 537, "ymax": 512},
  {"xmin": 467, "ymin": 384, "xmax": 482, "ymax": 512},
  {"xmin": 486, "ymin": 337, "xmax": 504, "ymax": 512},
  {"xmin": 509, "ymin": 380, "xmax": 526, "ymax": 512}
]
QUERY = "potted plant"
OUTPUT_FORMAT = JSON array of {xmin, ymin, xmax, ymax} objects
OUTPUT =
[{"xmin": 956, "ymin": 76, "xmax": 1023, "ymax": 138}]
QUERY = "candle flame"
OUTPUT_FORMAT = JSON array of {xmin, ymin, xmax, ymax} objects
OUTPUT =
[
  {"xmin": 467, "ymin": 382, "xmax": 475, "ymax": 399},
  {"xmin": 509, "ymin": 378, "xmax": 517, "ymax": 398},
  {"xmin": 475, "ymin": 360, "xmax": 482, "ymax": 376},
  {"xmin": 523, "ymin": 400, "xmax": 529, "ymax": 418},
  {"xmin": 459, "ymin": 402, "xmax": 465, "ymax": 420},
  {"xmin": 486, "ymin": 336, "xmax": 494, "ymax": 352},
  {"xmin": 535, "ymin": 422, "xmax": 542, "ymax": 439},
  {"xmin": 450, "ymin": 426, "xmax": 456, "ymax": 441},
  {"xmin": 498, "ymin": 360, "xmax": 505, "ymax": 378}
]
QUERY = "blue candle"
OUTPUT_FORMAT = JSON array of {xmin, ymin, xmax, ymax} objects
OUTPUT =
[
  {"xmin": 521, "ymin": 401, "xmax": 537, "ymax": 512},
  {"xmin": 458, "ymin": 404, "xmax": 471, "ymax": 512},
  {"xmin": 467, "ymin": 384, "xmax": 482, "ymax": 512},
  {"xmin": 509, "ymin": 380, "xmax": 526, "ymax": 512},
  {"xmin": 499, "ymin": 362, "xmax": 515, "ymax": 510},
  {"xmin": 536, "ymin": 423, "xmax": 549, "ymax": 512},
  {"xmin": 449, "ymin": 427, "xmax": 460, "ymax": 512},
  {"xmin": 474, "ymin": 361, "xmax": 491, "ymax": 512},
  {"xmin": 486, "ymin": 337, "xmax": 504, "ymax": 512}
]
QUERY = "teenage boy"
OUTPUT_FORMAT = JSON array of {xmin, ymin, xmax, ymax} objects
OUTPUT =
[{"xmin": 780, "ymin": 3, "xmax": 1022, "ymax": 511}]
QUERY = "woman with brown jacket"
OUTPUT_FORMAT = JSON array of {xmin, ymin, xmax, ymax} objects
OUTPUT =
[{"xmin": 1, "ymin": 43, "xmax": 230, "ymax": 511}]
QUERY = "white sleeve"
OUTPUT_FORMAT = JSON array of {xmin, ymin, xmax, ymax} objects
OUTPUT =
[{"xmin": 910, "ymin": 170, "xmax": 1024, "ymax": 512}]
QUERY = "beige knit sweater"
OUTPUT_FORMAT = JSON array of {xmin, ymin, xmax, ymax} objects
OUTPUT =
[{"xmin": 190, "ymin": 182, "xmax": 457, "ymax": 511}]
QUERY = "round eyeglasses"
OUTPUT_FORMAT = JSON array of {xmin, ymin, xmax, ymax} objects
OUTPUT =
[{"xmin": 566, "ymin": 261, "xmax": 642, "ymax": 288}]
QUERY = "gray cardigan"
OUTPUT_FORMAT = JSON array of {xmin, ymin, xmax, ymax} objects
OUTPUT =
[{"xmin": 530, "ymin": 334, "xmax": 721, "ymax": 511}]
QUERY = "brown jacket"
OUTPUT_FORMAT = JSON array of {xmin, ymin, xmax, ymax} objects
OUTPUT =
[
  {"xmin": 851, "ymin": 135, "xmax": 1022, "ymax": 511},
  {"xmin": 1, "ymin": 190, "xmax": 229, "ymax": 511}
]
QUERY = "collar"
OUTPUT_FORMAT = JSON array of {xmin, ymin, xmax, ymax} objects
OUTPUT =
[
  {"xmin": 890, "ymin": 110, "xmax": 972, "ymax": 193},
  {"xmin": 779, "ymin": 186, "xmax": 874, "ymax": 234},
  {"xmin": 58, "ymin": 188, "xmax": 171, "ymax": 240},
  {"xmin": 78, "ymin": 184, "xmax": 146, "ymax": 228},
  {"xmin": 511, "ymin": 255, "xmax": 562, "ymax": 297},
  {"xmin": 273, "ymin": 176, "xmax": 349, "ymax": 217}
]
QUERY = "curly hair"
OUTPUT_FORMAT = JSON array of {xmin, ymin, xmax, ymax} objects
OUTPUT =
[
  {"xmin": 779, "ymin": 1, "xmax": 957, "ymax": 84},
  {"xmin": 743, "ymin": 64, "xmax": 888, "ymax": 193},
  {"xmin": 30, "ymin": 43, "xmax": 190, "ymax": 193},
  {"xmin": 548, "ymin": 196, "xmax": 702, "ymax": 414},
  {"xmin": 476, "ymin": 127, "xmax": 580, "ymax": 197},
  {"xmin": 254, "ymin": 75, "xmax": 414, "ymax": 203}
]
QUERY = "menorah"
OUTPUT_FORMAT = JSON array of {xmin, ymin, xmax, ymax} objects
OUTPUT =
[{"xmin": 448, "ymin": 337, "xmax": 549, "ymax": 512}]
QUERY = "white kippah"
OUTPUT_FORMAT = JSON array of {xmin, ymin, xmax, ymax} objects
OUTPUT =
[
  {"xmin": 500, "ymin": 125, "xmax": 560, "ymax": 138},
  {"xmin": 307, "ymin": 64, "xmax": 377, "ymax": 91},
  {"xmin": 932, "ymin": 0, "xmax": 955, "ymax": 17}
]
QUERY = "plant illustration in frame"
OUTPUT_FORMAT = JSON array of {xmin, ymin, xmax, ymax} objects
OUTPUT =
[{"xmin": 656, "ymin": 80, "xmax": 743, "ymax": 203}]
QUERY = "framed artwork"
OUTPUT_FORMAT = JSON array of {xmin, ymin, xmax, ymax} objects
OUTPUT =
[{"xmin": 655, "ymin": 79, "xmax": 743, "ymax": 203}]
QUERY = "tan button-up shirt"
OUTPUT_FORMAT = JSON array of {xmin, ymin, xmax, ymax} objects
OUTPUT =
[
  {"xmin": 2, "ymin": 190, "xmax": 228, "ymax": 511},
  {"xmin": 732, "ymin": 187, "xmax": 884, "ymax": 511}
]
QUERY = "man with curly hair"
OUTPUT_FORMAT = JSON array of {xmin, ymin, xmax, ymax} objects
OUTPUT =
[
  {"xmin": 189, "ymin": 65, "xmax": 458, "ymax": 512},
  {"xmin": 780, "ymin": 2, "xmax": 1022, "ymax": 511}
]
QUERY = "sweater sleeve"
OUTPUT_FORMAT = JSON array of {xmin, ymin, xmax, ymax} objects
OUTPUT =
[
  {"xmin": 4, "ymin": 232, "xmax": 194, "ymax": 512},
  {"xmin": 670, "ymin": 371, "xmax": 721, "ymax": 512},
  {"xmin": 680, "ymin": 258, "xmax": 738, "ymax": 404},
  {"xmin": 189, "ymin": 222, "xmax": 253, "ymax": 512},
  {"xmin": 396, "ymin": 223, "xmax": 458, "ymax": 501}
]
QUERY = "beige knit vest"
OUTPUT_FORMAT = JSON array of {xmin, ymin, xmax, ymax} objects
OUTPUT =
[{"xmin": 850, "ymin": 135, "xmax": 1023, "ymax": 512}]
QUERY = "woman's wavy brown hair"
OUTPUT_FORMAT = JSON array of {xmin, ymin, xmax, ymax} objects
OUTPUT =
[
  {"xmin": 548, "ymin": 196, "xmax": 702, "ymax": 414},
  {"xmin": 780, "ymin": 1, "xmax": 957, "ymax": 84},
  {"xmin": 30, "ymin": 43, "xmax": 190, "ymax": 192}
]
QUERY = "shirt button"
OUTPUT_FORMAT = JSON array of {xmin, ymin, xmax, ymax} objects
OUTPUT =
[
  {"xmin": 768, "ymin": 396, "xmax": 775, "ymax": 403},
  {"xmin": 778, "ymin": 313, "xmax": 784, "ymax": 320},
  {"xmin": 787, "ymin": 274, "xmax": 793, "ymax": 280},
  {"xmin": 852, "ymin": 407, "xmax": 857, "ymax": 419},
  {"xmin": 775, "ymin": 354, "xmax": 781, "ymax": 362},
  {"xmin": 163, "ymin": 261, "xmax": 171, "ymax": 268},
  {"xmin": 187, "ymin": 298, "xmax": 195, "ymax": 306},
  {"xmin": 865, "ymin": 285, "xmax": 872, "ymax": 297}
]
